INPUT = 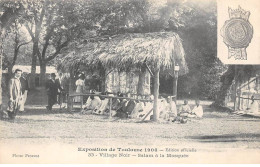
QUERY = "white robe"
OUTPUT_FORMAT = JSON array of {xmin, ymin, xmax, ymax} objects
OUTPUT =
[
  {"xmin": 93, "ymin": 98, "xmax": 110, "ymax": 115},
  {"xmin": 130, "ymin": 102, "xmax": 144, "ymax": 119},
  {"xmin": 138, "ymin": 102, "xmax": 153, "ymax": 120},
  {"xmin": 191, "ymin": 105, "xmax": 203, "ymax": 118},
  {"xmin": 83, "ymin": 96, "xmax": 101, "ymax": 110},
  {"xmin": 74, "ymin": 79, "xmax": 84, "ymax": 102}
]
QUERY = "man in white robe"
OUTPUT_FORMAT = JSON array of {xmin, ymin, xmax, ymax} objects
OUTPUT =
[
  {"xmin": 165, "ymin": 96, "xmax": 178, "ymax": 120},
  {"xmin": 188, "ymin": 100, "xmax": 203, "ymax": 118},
  {"xmin": 130, "ymin": 96, "xmax": 144, "ymax": 119},
  {"xmin": 81, "ymin": 94, "xmax": 101, "ymax": 114},
  {"xmin": 179, "ymin": 100, "xmax": 191, "ymax": 117},
  {"xmin": 93, "ymin": 93, "xmax": 114, "ymax": 115}
]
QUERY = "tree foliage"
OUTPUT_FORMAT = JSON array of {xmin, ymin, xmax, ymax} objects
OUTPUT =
[
  {"xmin": 0, "ymin": 0, "xmax": 26, "ymax": 106},
  {"xmin": 2, "ymin": 23, "xmax": 31, "ymax": 70},
  {"xmin": 0, "ymin": 0, "xmax": 236, "ymax": 102}
]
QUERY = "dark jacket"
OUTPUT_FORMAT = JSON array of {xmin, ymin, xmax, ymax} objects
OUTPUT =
[
  {"xmin": 20, "ymin": 77, "xmax": 29, "ymax": 94},
  {"xmin": 46, "ymin": 79, "xmax": 62, "ymax": 96},
  {"xmin": 125, "ymin": 100, "xmax": 136, "ymax": 115}
]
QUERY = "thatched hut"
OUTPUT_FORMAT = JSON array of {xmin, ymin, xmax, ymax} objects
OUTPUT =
[{"xmin": 58, "ymin": 31, "xmax": 188, "ymax": 120}]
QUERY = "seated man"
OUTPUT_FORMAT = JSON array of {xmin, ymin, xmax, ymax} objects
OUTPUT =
[
  {"xmin": 81, "ymin": 93, "xmax": 101, "ymax": 114},
  {"xmin": 130, "ymin": 95, "xmax": 144, "ymax": 119},
  {"xmin": 111, "ymin": 92, "xmax": 123, "ymax": 110},
  {"xmin": 114, "ymin": 92, "xmax": 134, "ymax": 118},
  {"xmin": 114, "ymin": 99, "xmax": 129, "ymax": 118},
  {"xmin": 158, "ymin": 98, "xmax": 169, "ymax": 120},
  {"xmin": 139, "ymin": 100, "xmax": 153, "ymax": 120},
  {"xmin": 93, "ymin": 92, "xmax": 110, "ymax": 115},
  {"xmin": 178, "ymin": 100, "xmax": 191, "ymax": 117},
  {"xmin": 165, "ymin": 96, "xmax": 178, "ymax": 120},
  {"xmin": 188, "ymin": 100, "xmax": 203, "ymax": 118},
  {"xmin": 125, "ymin": 99, "xmax": 136, "ymax": 115}
]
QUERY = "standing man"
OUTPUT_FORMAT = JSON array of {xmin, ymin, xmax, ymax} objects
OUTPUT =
[
  {"xmin": 7, "ymin": 69, "xmax": 23, "ymax": 119},
  {"xmin": 20, "ymin": 72, "xmax": 29, "ymax": 112},
  {"xmin": 46, "ymin": 73, "xmax": 63, "ymax": 112}
]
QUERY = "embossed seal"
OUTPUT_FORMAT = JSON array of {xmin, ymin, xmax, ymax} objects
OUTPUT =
[{"xmin": 221, "ymin": 6, "xmax": 253, "ymax": 60}]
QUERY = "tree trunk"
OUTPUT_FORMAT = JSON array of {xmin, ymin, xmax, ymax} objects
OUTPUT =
[
  {"xmin": 7, "ymin": 64, "xmax": 14, "ymax": 85},
  {"xmin": 212, "ymin": 65, "xmax": 235, "ymax": 107},
  {"xmin": 39, "ymin": 62, "xmax": 46, "ymax": 87},
  {"xmin": 99, "ymin": 66, "xmax": 106, "ymax": 92},
  {"xmin": 153, "ymin": 68, "xmax": 160, "ymax": 122},
  {"xmin": 0, "ymin": 36, "xmax": 3, "ymax": 109},
  {"xmin": 30, "ymin": 41, "xmax": 38, "ymax": 89},
  {"xmin": 69, "ymin": 70, "xmax": 74, "ymax": 94},
  {"xmin": 0, "ymin": 6, "xmax": 22, "ymax": 109},
  {"xmin": 0, "ymin": 27, "xmax": 6, "ymax": 110}
]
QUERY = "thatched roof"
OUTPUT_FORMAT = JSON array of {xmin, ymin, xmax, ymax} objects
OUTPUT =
[{"xmin": 58, "ymin": 31, "xmax": 188, "ymax": 76}]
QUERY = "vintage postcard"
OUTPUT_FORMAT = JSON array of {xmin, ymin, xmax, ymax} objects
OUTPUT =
[{"xmin": 0, "ymin": 0, "xmax": 260, "ymax": 164}]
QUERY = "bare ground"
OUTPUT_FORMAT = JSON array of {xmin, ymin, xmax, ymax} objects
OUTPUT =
[
  {"xmin": 1, "ymin": 102, "xmax": 260, "ymax": 152},
  {"xmin": 1, "ymin": 88, "xmax": 260, "ymax": 155}
]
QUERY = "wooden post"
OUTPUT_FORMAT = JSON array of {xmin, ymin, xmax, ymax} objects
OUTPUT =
[
  {"xmin": 81, "ymin": 95, "xmax": 83, "ymax": 109},
  {"xmin": 66, "ymin": 93, "xmax": 69, "ymax": 112},
  {"xmin": 173, "ymin": 65, "xmax": 179, "ymax": 103},
  {"xmin": 153, "ymin": 67, "xmax": 160, "ymax": 121},
  {"xmin": 247, "ymin": 77, "xmax": 250, "ymax": 108},
  {"xmin": 109, "ymin": 98, "xmax": 112, "ymax": 119},
  {"xmin": 233, "ymin": 65, "xmax": 237, "ymax": 111},
  {"xmin": 68, "ymin": 70, "xmax": 74, "ymax": 112},
  {"xmin": 67, "ymin": 96, "xmax": 72, "ymax": 112},
  {"xmin": 173, "ymin": 72, "xmax": 179, "ymax": 103}
]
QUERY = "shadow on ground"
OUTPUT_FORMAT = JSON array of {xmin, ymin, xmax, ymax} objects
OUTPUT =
[{"xmin": 187, "ymin": 133, "xmax": 260, "ymax": 143}]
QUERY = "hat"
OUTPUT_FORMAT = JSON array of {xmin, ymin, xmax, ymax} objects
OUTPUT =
[{"xmin": 92, "ymin": 74, "xmax": 99, "ymax": 78}]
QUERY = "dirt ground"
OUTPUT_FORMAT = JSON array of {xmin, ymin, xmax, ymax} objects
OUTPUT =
[
  {"xmin": 1, "ymin": 88, "xmax": 260, "ymax": 162},
  {"xmin": 1, "ymin": 101, "xmax": 260, "ymax": 151}
]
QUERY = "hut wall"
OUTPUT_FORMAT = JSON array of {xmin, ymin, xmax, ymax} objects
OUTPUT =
[
  {"xmin": 144, "ymin": 70, "xmax": 151, "ymax": 94},
  {"xmin": 106, "ymin": 70, "xmax": 150, "ymax": 94},
  {"xmin": 238, "ymin": 75, "xmax": 260, "ymax": 110}
]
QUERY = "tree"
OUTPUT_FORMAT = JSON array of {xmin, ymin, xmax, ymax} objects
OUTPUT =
[
  {"xmin": 23, "ymin": 0, "xmax": 97, "ymax": 87},
  {"xmin": 23, "ymin": 0, "xmax": 49, "ymax": 88},
  {"xmin": 88, "ymin": 0, "xmax": 150, "ymax": 35},
  {"xmin": 148, "ymin": 0, "xmax": 227, "ymax": 100},
  {"xmin": 0, "ymin": 0, "xmax": 24, "ymax": 109},
  {"xmin": 3, "ymin": 22, "xmax": 31, "ymax": 82},
  {"xmin": 212, "ymin": 65, "xmax": 257, "ymax": 107}
]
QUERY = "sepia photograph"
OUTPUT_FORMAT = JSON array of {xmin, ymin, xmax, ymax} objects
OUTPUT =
[{"xmin": 0, "ymin": 0, "xmax": 259, "ymax": 164}]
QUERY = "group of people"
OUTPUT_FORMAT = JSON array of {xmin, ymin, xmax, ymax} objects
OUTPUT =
[
  {"xmin": 79, "ymin": 90, "xmax": 204, "ymax": 122},
  {"xmin": 4, "ymin": 69, "xmax": 65, "ymax": 119},
  {"xmin": 6, "ymin": 69, "xmax": 29, "ymax": 119},
  {"xmin": 4, "ymin": 69, "xmax": 204, "ymax": 122},
  {"xmin": 74, "ymin": 73, "xmax": 101, "ymax": 103},
  {"xmin": 80, "ymin": 92, "xmax": 154, "ymax": 119}
]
